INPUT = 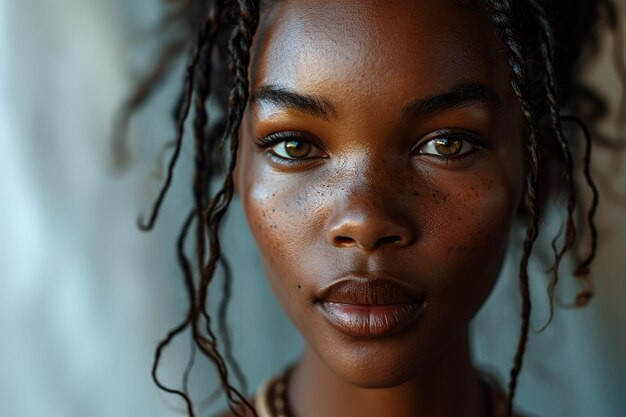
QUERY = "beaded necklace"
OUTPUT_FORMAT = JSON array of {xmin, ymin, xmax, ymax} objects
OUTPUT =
[{"xmin": 254, "ymin": 367, "xmax": 510, "ymax": 417}]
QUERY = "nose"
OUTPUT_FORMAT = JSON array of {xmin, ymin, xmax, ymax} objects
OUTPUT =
[{"xmin": 326, "ymin": 187, "xmax": 417, "ymax": 251}]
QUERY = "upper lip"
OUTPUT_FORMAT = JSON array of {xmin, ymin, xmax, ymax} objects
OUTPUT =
[{"xmin": 317, "ymin": 274, "xmax": 423, "ymax": 305}]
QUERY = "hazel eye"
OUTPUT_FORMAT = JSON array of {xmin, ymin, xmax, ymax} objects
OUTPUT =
[
  {"xmin": 415, "ymin": 131, "xmax": 483, "ymax": 158},
  {"xmin": 428, "ymin": 137, "xmax": 463, "ymax": 156},
  {"xmin": 272, "ymin": 140, "xmax": 315, "ymax": 159},
  {"xmin": 255, "ymin": 131, "xmax": 327, "ymax": 163}
]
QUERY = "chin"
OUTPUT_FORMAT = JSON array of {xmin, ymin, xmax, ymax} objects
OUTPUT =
[
  {"xmin": 342, "ymin": 368, "xmax": 416, "ymax": 390},
  {"xmin": 316, "ymin": 335, "xmax": 428, "ymax": 389},
  {"xmin": 300, "ymin": 306, "xmax": 474, "ymax": 390}
]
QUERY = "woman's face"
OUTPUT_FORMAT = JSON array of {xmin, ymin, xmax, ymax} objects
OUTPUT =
[{"xmin": 236, "ymin": 0, "xmax": 525, "ymax": 387}]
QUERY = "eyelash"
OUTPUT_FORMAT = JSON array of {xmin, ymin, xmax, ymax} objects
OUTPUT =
[
  {"xmin": 255, "ymin": 131, "xmax": 308, "ymax": 147},
  {"xmin": 255, "ymin": 131, "xmax": 325, "ymax": 165},
  {"xmin": 254, "ymin": 129, "xmax": 486, "ymax": 164}
]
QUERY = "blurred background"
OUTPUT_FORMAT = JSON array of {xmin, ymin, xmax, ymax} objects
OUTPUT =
[{"xmin": 1, "ymin": 1, "xmax": 625, "ymax": 416}]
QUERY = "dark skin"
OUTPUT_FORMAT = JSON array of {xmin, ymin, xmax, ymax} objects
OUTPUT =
[{"xmin": 229, "ymin": 1, "xmax": 526, "ymax": 416}]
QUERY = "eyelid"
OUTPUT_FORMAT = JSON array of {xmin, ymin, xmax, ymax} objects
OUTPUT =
[{"xmin": 255, "ymin": 131, "xmax": 312, "ymax": 148}]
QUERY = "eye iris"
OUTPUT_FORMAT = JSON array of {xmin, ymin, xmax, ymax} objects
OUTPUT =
[
  {"xmin": 433, "ymin": 138, "xmax": 462, "ymax": 155},
  {"xmin": 284, "ymin": 140, "xmax": 311, "ymax": 158}
]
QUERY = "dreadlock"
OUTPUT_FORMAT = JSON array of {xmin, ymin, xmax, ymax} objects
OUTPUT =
[
  {"xmin": 115, "ymin": 1, "xmax": 623, "ymax": 416},
  {"xmin": 486, "ymin": 1, "xmax": 620, "ymax": 414}
]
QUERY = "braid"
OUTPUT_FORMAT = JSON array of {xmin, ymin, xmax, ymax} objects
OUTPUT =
[
  {"xmin": 151, "ymin": 209, "xmax": 197, "ymax": 417},
  {"xmin": 137, "ymin": 12, "xmax": 216, "ymax": 231},
  {"xmin": 188, "ymin": 0, "xmax": 250, "ymax": 409},
  {"xmin": 528, "ymin": 1, "xmax": 602, "ymax": 312},
  {"xmin": 562, "ymin": 115, "xmax": 599, "ymax": 307},
  {"xmin": 148, "ymin": 7, "xmax": 228, "ymax": 417},
  {"xmin": 487, "ymin": 2, "xmax": 543, "ymax": 415},
  {"xmin": 191, "ymin": 1, "xmax": 260, "ymax": 416},
  {"xmin": 486, "ymin": 0, "xmax": 617, "ymax": 414},
  {"xmin": 527, "ymin": 0, "xmax": 579, "ymax": 327},
  {"xmin": 142, "ymin": 1, "xmax": 259, "ymax": 415}
]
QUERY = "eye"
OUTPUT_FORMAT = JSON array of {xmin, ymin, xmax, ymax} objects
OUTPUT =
[
  {"xmin": 273, "ymin": 140, "xmax": 315, "ymax": 159},
  {"xmin": 414, "ymin": 130, "xmax": 484, "ymax": 158},
  {"xmin": 256, "ymin": 131, "xmax": 326, "ymax": 162}
]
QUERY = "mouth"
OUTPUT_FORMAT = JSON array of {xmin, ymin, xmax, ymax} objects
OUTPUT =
[{"xmin": 316, "ymin": 276, "xmax": 426, "ymax": 339}]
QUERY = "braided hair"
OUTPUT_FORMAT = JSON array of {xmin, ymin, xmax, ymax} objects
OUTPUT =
[{"xmin": 115, "ymin": 1, "xmax": 624, "ymax": 416}]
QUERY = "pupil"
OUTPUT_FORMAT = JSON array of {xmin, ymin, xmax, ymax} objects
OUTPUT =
[
  {"xmin": 434, "ymin": 138, "xmax": 462, "ymax": 155},
  {"xmin": 285, "ymin": 140, "xmax": 311, "ymax": 158}
]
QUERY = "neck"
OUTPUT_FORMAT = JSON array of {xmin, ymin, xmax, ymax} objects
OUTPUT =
[{"xmin": 288, "ymin": 334, "xmax": 487, "ymax": 417}]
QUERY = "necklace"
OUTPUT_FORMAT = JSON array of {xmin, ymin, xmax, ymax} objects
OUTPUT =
[
  {"xmin": 255, "ymin": 367, "xmax": 293, "ymax": 417},
  {"xmin": 255, "ymin": 367, "xmax": 506, "ymax": 417}
]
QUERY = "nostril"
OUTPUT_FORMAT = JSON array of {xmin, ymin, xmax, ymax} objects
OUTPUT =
[
  {"xmin": 334, "ymin": 236, "xmax": 355, "ymax": 247},
  {"xmin": 378, "ymin": 235, "xmax": 401, "ymax": 246},
  {"xmin": 333, "ymin": 235, "xmax": 403, "ymax": 249}
]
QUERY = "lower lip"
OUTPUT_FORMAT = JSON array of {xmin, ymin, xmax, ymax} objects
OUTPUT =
[{"xmin": 319, "ymin": 302, "xmax": 425, "ymax": 338}]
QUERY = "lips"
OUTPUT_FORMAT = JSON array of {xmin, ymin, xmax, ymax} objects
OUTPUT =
[{"xmin": 317, "ymin": 276, "xmax": 425, "ymax": 338}]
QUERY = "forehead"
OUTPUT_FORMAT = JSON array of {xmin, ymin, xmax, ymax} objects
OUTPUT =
[{"xmin": 252, "ymin": 0, "xmax": 500, "ymax": 105}]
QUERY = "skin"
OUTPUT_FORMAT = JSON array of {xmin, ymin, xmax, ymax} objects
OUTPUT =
[{"xmin": 231, "ymin": 1, "xmax": 526, "ymax": 416}]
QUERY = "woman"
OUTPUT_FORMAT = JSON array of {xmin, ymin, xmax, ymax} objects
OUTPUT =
[{"xmin": 118, "ymin": 1, "xmax": 622, "ymax": 416}]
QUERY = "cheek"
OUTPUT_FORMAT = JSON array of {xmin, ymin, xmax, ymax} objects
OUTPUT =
[
  {"xmin": 418, "ymin": 165, "xmax": 520, "ymax": 323},
  {"xmin": 244, "ymin": 176, "xmax": 312, "ymax": 264},
  {"xmin": 432, "ymin": 175, "xmax": 514, "ymax": 262},
  {"xmin": 240, "ymin": 165, "xmax": 323, "ymax": 317},
  {"xmin": 237, "ymin": 117, "xmax": 323, "ymax": 324}
]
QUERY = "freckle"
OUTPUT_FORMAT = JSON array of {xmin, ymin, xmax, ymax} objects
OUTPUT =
[
  {"xmin": 297, "ymin": 284, "xmax": 302, "ymax": 289},
  {"xmin": 413, "ymin": 192, "xmax": 420, "ymax": 197},
  {"xmin": 446, "ymin": 246, "xmax": 453, "ymax": 254},
  {"xmin": 458, "ymin": 217, "xmax": 462, "ymax": 221}
]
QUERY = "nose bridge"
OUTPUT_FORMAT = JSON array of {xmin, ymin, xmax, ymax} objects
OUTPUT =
[
  {"xmin": 346, "ymin": 168, "xmax": 393, "ymax": 210},
  {"xmin": 326, "ymin": 156, "xmax": 416, "ymax": 251},
  {"xmin": 342, "ymin": 151, "xmax": 397, "ymax": 196}
]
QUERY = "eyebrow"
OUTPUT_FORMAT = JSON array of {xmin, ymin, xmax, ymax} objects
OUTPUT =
[
  {"xmin": 251, "ymin": 81, "xmax": 499, "ymax": 122},
  {"xmin": 252, "ymin": 85, "xmax": 338, "ymax": 121},
  {"xmin": 402, "ymin": 82, "xmax": 500, "ymax": 120}
]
